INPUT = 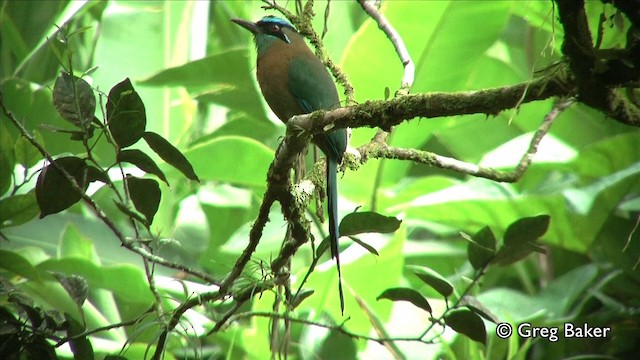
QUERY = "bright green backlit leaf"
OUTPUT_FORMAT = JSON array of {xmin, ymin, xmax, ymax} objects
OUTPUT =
[
  {"xmin": 0, "ymin": 191, "xmax": 39, "ymax": 228},
  {"xmin": 0, "ymin": 250, "xmax": 43, "ymax": 283}
]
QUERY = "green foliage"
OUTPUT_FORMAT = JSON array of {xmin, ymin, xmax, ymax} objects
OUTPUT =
[
  {"xmin": 106, "ymin": 78, "xmax": 146, "ymax": 148},
  {"xmin": 126, "ymin": 176, "xmax": 161, "ymax": 226},
  {"xmin": 465, "ymin": 226, "xmax": 496, "ymax": 269},
  {"xmin": 408, "ymin": 265, "xmax": 454, "ymax": 298},
  {"xmin": 53, "ymin": 72, "xmax": 96, "ymax": 129},
  {"xmin": 444, "ymin": 308, "xmax": 487, "ymax": 345},
  {"xmin": 0, "ymin": 191, "xmax": 39, "ymax": 228},
  {"xmin": 377, "ymin": 287, "xmax": 432, "ymax": 314},
  {"xmin": 1, "ymin": 1, "xmax": 638, "ymax": 360},
  {"xmin": 339, "ymin": 211, "xmax": 402, "ymax": 235},
  {"xmin": 117, "ymin": 149, "xmax": 168, "ymax": 185},
  {"xmin": 36, "ymin": 156, "xmax": 91, "ymax": 218}
]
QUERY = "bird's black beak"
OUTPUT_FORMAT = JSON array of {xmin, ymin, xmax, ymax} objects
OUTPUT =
[{"xmin": 231, "ymin": 18, "xmax": 260, "ymax": 34}]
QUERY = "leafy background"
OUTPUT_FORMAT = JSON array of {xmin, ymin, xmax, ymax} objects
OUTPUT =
[{"xmin": 1, "ymin": 1, "xmax": 639, "ymax": 359}]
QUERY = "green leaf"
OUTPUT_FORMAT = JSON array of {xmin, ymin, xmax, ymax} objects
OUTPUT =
[
  {"xmin": 377, "ymin": 287, "xmax": 432, "ymax": 314},
  {"xmin": 0, "ymin": 121, "xmax": 15, "ymax": 195},
  {"xmin": 143, "ymin": 131, "xmax": 199, "ymax": 182},
  {"xmin": 85, "ymin": 165, "xmax": 109, "ymax": 184},
  {"xmin": 190, "ymin": 115, "xmax": 278, "ymax": 147},
  {"xmin": 339, "ymin": 211, "xmax": 402, "ymax": 236},
  {"xmin": 141, "ymin": 48, "xmax": 267, "ymax": 120},
  {"xmin": 69, "ymin": 125, "xmax": 95, "ymax": 141},
  {"xmin": 492, "ymin": 242, "xmax": 547, "ymax": 267},
  {"xmin": 8, "ymin": 293, "xmax": 40, "ymax": 327},
  {"xmin": 52, "ymin": 72, "xmax": 96, "ymax": 128},
  {"xmin": 291, "ymin": 289, "xmax": 314, "ymax": 309},
  {"xmin": 318, "ymin": 328, "xmax": 357, "ymax": 360},
  {"xmin": 408, "ymin": 265, "xmax": 454, "ymax": 298},
  {"xmin": 444, "ymin": 307, "xmax": 487, "ymax": 345},
  {"xmin": 0, "ymin": 249, "xmax": 43, "ymax": 283},
  {"xmin": 60, "ymin": 223, "xmax": 98, "ymax": 262},
  {"xmin": 316, "ymin": 236, "xmax": 331, "ymax": 258},
  {"xmin": 66, "ymin": 315, "xmax": 94, "ymax": 360},
  {"xmin": 50, "ymin": 272, "xmax": 88, "ymax": 309},
  {"xmin": 14, "ymin": 130, "xmax": 44, "ymax": 168},
  {"xmin": 537, "ymin": 263, "xmax": 599, "ymax": 317},
  {"xmin": 0, "ymin": 191, "xmax": 39, "ymax": 228},
  {"xmin": 126, "ymin": 176, "xmax": 161, "ymax": 225},
  {"xmin": 35, "ymin": 156, "xmax": 88, "ymax": 218},
  {"xmin": 504, "ymin": 215, "xmax": 551, "ymax": 246},
  {"xmin": 459, "ymin": 296, "xmax": 500, "ymax": 323},
  {"xmin": 349, "ymin": 236, "xmax": 379, "ymax": 256},
  {"xmin": 184, "ymin": 136, "xmax": 275, "ymax": 187},
  {"xmin": 36, "ymin": 258, "xmax": 153, "ymax": 304},
  {"xmin": 465, "ymin": 226, "xmax": 496, "ymax": 269},
  {"xmin": 43, "ymin": 310, "xmax": 67, "ymax": 331},
  {"xmin": 117, "ymin": 149, "xmax": 168, "ymax": 185},
  {"xmin": 107, "ymin": 78, "xmax": 146, "ymax": 148},
  {"xmin": 2, "ymin": 78, "xmax": 88, "ymax": 158}
]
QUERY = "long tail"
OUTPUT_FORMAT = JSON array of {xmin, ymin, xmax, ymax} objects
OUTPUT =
[{"xmin": 327, "ymin": 156, "xmax": 344, "ymax": 315}]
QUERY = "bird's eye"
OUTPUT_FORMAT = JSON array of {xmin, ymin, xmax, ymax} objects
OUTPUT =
[{"xmin": 270, "ymin": 24, "xmax": 280, "ymax": 32}]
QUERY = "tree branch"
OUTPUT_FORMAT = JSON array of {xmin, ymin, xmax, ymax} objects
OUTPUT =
[
  {"xmin": 290, "ymin": 71, "xmax": 576, "ymax": 135},
  {"xmin": 555, "ymin": 0, "xmax": 640, "ymax": 126},
  {"xmin": 354, "ymin": 97, "xmax": 574, "ymax": 182}
]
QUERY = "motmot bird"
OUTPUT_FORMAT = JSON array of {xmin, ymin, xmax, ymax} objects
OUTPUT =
[{"xmin": 232, "ymin": 15, "xmax": 347, "ymax": 313}]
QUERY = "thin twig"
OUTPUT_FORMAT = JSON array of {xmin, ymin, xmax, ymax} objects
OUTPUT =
[
  {"xmin": 358, "ymin": 0, "xmax": 415, "ymax": 94},
  {"xmin": 55, "ymin": 305, "xmax": 155, "ymax": 347},
  {"xmin": 623, "ymin": 214, "xmax": 640, "ymax": 270},
  {"xmin": 143, "ymin": 257, "xmax": 166, "ymax": 324},
  {"xmin": 513, "ymin": 97, "xmax": 574, "ymax": 175},
  {"xmin": 223, "ymin": 311, "xmax": 433, "ymax": 345}
]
